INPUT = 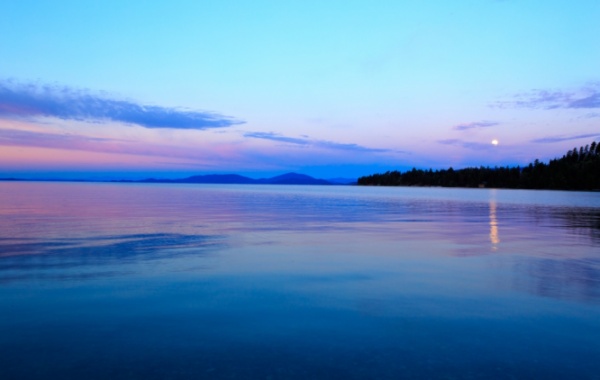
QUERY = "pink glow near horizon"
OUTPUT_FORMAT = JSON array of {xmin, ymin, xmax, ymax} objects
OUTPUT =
[{"xmin": 1, "ymin": 1, "xmax": 599, "ymax": 178}]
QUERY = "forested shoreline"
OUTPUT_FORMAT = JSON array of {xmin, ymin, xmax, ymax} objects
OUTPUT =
[{"xmin": 358, "ymin": 140, "xmax": 600, "ymax": 191}]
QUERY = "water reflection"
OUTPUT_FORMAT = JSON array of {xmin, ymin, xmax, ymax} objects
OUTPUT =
[
  {"xmin": 489, "ymin": 197, "xmax": 500, "ymax": 249},
  {"xmin": 553, "ymin": 207, "xmax": 600, "ymax": 243},
  {"xmin": 1, "ymin": 183, "xmax": 600, "ymax": 379},
  {"xmin": 0, "ymin": 233, "xmax": 223, "ymax": 283},
  {"xmin": 513, "ymin": 256, "xmax": 600, "ymax": 303},
  {"xmin": 0, "ymin": 182, "xmax": 599, "ymax": 298}
]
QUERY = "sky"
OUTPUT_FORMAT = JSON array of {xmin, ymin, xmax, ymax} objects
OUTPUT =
[{"xmin": 1, "ymin": 0, "xmax": 599, "ymax": 180}]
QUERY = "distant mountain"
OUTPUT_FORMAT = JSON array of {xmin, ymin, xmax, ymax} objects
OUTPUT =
[
  {"xmin": 135, "ymin": 172, "xmax": 333, "ymax": 185},
  {"xmin": 256, "ymin": 172, "xmax": 331, "ymax": 185},
  {"xmin": 3, "ymin": 172, "xmax": 345, "ymax": 186},
  {"xmin": 176, "ymin": 174, "xmax": 256, "ymax": 184},
  {"xmin": 326, "ymin": 177, "xmax": 358, "ymax": 185}
]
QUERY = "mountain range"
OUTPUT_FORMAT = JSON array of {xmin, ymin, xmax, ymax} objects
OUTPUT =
[
  {"xmin": 1, "ymin": 172, "xmax": 358, "ymax": 185},
  {"xmin": 127, "ymin": 172, "xmax": 351, "ymax": 185}
]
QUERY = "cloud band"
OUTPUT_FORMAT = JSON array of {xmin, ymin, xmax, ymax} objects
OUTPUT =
[
  {"xmin": 244, "ymin": 131, "xmax": 392, "ymax": 153},
  {"xmin": 0, "ymin": 80, "xmax": 243, "ymax": 130}
]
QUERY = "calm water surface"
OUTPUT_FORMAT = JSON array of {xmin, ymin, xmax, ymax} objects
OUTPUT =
[{"xmin": 1, "ymin": 182, "xmax": 599, "ymax": 379}]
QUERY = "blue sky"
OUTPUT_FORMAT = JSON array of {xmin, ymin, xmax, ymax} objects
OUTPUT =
[{"xmin": 1, "ymin": 0, "xmax": 599, "ymax": 179}]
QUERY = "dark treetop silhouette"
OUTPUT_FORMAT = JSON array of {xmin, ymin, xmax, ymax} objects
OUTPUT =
[{"xmin": 358, "ymin": 140, "xmax": 600, "ymax": 191}]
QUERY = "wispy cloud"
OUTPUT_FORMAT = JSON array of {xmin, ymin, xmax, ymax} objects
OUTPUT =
[
  {"xmin": 0, "ymin": 128, "xmax": 125, "ymax": 151},
  {"xmin": 244, "ymin": 132, "xmax": 310, "ymax": 146},
  {"xmin": 453, "ymin": 121, "xmax": 499, "ymax": 131},
  {"xmin": 0, "ymin": 127, "xmax": 232, "ymax": 164},
  {"xmin": 492, "ymin": 83, "xmax": 600, "ymax": 110},
  {"xmin": 244, "ymin": 131, "xmax": 392, "ymax": 153},
  {"xmin": 437, "ymin": 139, "xmax": 496, "ymax": 150},
  {"xmin": 530, "ymin": 133, "xmax": 600, "ymax": 143},
  {"xmin": 0, "ymin": 80, "xmax": 243, "ymax": 129}
]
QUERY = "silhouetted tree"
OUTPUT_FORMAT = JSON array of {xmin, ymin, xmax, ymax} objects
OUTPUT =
[{"xmin": 358, "ymin": 140, "xmax": 600, "ymax": 191}]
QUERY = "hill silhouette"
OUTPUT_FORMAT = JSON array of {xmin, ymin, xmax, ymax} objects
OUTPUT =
[
  {"xmin": 136, "ymin": 172, "xmax": 332, "ymax": 185},
  {"xmin": 255, "ymin": 173, "xmax": 331, "ymax": 185}
]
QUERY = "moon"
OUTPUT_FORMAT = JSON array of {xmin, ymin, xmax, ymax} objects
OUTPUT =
[{"xmin": 491, "ymin": 139, "xmax": 499, "ymax": 146}]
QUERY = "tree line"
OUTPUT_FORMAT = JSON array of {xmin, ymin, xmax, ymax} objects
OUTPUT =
[{"xmin": 358, "ymin": 140, "xmax": 600, "ymax": 191}]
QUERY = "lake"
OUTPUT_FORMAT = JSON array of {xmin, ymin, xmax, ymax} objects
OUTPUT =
[{"xmin": 1, "ymin": 182, "xmax": 599, "ymax": 379}]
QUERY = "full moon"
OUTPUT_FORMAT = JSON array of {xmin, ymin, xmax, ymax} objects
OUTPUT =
[{"xmin": 491, "ymin": 139, "xmax": 499, "ymax": 146}]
